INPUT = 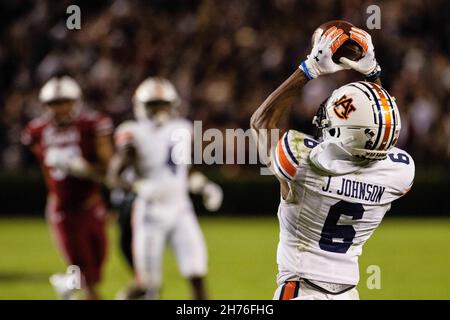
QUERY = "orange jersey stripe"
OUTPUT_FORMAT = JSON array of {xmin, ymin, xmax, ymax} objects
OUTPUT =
[
  {"xmin": 371, "ymin": 84, "xmax": 392, "ymax": 151},
  {"xmin": 281, "ymin": 281, "xmax": 298, "ymax": 300},
  {"xmin": 277, "ymin": 139, "xmax": 297, "ymax": 177}
]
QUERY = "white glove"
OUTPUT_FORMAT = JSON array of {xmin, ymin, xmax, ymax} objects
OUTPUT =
[
  {"xmin": 44, "ymin": 147, "xmax": 91, "ymax": 178},
  {"xmin": 188, "ymin": 171, "xmax": 223, "ymax": 212},
  {"xmin": 66, "ymin": 157, "xmax": 91, "ymax": 178},
  {"xmin": 188, "ymin": 171, "xmax": 208, "ymax": 194},
  {"xmin": 300, "ymin": 26, "xmax": 350, "ymax": 79},
  {"xmin": 202, "ymin": 182, "xmax": 223, "ymax": 212},
  {"xmin": 44, "ymin": 147, "xmax": 71, "ymax": 171},
  {"xmin": 339, "ymin": 27, "xmax": 380, "ymax": 76}
]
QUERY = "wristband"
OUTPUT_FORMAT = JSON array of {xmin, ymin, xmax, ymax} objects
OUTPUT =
[
  {"xmin": 300, "ymin": 61, "xmax": 313, "ymax": 80},
  {"xmin": 365, "ymin": 63, "xmax": 381, "ymax": 82}
]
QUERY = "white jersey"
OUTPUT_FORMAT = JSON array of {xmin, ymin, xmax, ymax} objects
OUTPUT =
[
  {"xmin": 272, "ymin": 130, "xmax": 415, "ymax": 286},
  {"xmin": 114, "ymin": 117, "xmax": 193, "ymax": 206},
  {"xmin": 115, "ymin": 118, "xmax": 207, "ymax": 291}
]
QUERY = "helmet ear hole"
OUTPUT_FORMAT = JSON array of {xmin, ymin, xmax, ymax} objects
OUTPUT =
[{"xmin": 329, "ymin": 128, "xmax": 336, "ymax": 137}]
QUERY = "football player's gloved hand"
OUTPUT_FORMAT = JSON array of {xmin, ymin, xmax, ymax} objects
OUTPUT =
[
  {"xmin": 66, "ymin": 156, "xmax": 91, "ymax": 178},
  {"xmin": 44, "ymin": 148, "xmax": 70, "ymax": 171},
  {"xmin": 44, "ymin": 148, "xmax": 91, "ymax": 178},
  {"xmin": 339, "ymin": 27, "xmax": 381, "ymax": 77},
  {"xmin": 188, "ymin": 171, "xmax": 223, "ymax": 212},
  {"xmin": 300, "ymin": 26, "xmax": 350, "ymax": 79},
  {"xmin": 202, "ymin": 182, "xmax": 223, "ymax": 212}
]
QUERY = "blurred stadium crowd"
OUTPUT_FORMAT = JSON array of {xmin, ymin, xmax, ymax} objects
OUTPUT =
[{"xmin": 0, "ymin": 0, "xmax": 449, "ymax": 170}]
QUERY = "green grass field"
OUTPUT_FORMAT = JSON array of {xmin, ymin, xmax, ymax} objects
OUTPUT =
[{"xmin": 0, "ymin": 216, "xmax": 449, "ymax": 299}]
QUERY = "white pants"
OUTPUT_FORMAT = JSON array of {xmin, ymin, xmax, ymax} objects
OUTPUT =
[
  {"xmin": 131, "ymin": 197, "xmax": 207, "ymax": 291},
  {"xmin": 273, "ymin": 280, "xmax": 359, "ymax": 300}
]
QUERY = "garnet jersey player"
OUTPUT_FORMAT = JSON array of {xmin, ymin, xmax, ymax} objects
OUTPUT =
[
  {"xmin": 251, "ymin": 26, "xmax": 414, "ymax": 299},
  {"xmin": 21, "ymin": 76, "xmax": 114, "ymax": 299}
]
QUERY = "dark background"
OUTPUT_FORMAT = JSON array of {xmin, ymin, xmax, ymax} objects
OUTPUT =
[{"xmin": 0, "ymin": 0, "xmax": 448, "ymax": 216}]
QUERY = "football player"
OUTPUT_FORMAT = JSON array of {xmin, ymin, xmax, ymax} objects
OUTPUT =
[
  {"xmin": 22, "ymin": 76, "xmax": 114, "ymax": 299},
  {"xmin": 250, "ymin": 26, "xmax": 414, "ymax": 299},
  {"xmin": 108, "ymin": 77, "xmax": 223, "ymax": 300}
]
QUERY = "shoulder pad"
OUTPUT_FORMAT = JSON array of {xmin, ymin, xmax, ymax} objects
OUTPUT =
[
  {"xmin": 385, "ymin": 147, "xmax": 415, "ymax": 196},
  {"xmin": 273, "ymin": 130, "xmax": 319, "ymax": 181}
]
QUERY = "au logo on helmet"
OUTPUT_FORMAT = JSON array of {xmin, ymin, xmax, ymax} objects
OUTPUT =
[{"xmin": 334, "ymin": 95, "xmax": 356, "ymax": 120}]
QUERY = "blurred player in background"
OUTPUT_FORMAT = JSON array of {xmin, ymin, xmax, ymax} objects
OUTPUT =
[
  {"xmin": 108, "ymin": 77, "xmax": 223, "ymax": 300},
  {"xmin": 251, "ymin": 26, "xmax": 415, "ymax": 299},
  {"xmin": 21, "ymin": 76, "xmax": 114, "ymax": 299}
]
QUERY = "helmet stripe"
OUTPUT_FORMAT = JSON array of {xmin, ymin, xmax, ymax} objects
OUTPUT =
[
  {"xmin": 358, "ymin": 82, "xmax": 383, "ymax": 150},
  {"xmin": 381, "ymin": 86, "xmax": 397, "ymax": 149},
  {"xmin": 369, "ymin": 83, "xmax": 392, "ymax": 151},
  {"xmin": 154, "ymin": 79, "xmax": 165, "ymax": 100},
  {"xmin": 348, "ymin": 83, "xmax": 372, "ymax": 101}
]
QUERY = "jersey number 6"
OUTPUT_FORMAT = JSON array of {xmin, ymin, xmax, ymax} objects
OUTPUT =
[{"xmin": 319, "ymin": 200, "xmax": 364, "ymax": 254}]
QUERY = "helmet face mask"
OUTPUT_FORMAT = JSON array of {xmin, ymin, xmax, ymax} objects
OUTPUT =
[
  {"xmin": 133, "ymin": 77, "xmax": 180, "ymax": 123},
  {"xmin": 144, "ymin": 100, "xmax": 173, "ymax": 124},
  {"xmin": 39, "ymin": 76, "xmax": 82, "ymax": 126},
  {"xmin": 144, "ymin": 100, "xmax": 173, "ymax": 114},
  {"xmin": 312, "ymin": 97, "xmax": 331, "ymax": 139},
  {"xmin": 46, "ymin": 99, "xmax": 78, "ymax": 126},
  {"xmin": 312, "ymin": 82, "xmax": 401, "ymax": 161}
]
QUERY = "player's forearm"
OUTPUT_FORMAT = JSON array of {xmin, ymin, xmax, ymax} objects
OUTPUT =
[
  {"xmin": 250, "ymin": 69, "xmax": 308, "ymax": 132},
  {"xmin": 65, "ymin": 156, "xmax": 109, "ymax": 186},
  {"xmin": 76, "ymin": 149, "xmax": 111, "ymax": 185},
  {"xmin": 95, "ymin": 135, "xmax": 114, "ymax": 175},
  {"xmin": 106, "ymin": 147, "xmax": 135, "ymax": 190},
  {"xmin": 250, "ymin": 69, "xmax": 308, "ymax": 170},
  {"xmin": 106, "ymin": 156, "xmax": 126, "ymax": 188}
]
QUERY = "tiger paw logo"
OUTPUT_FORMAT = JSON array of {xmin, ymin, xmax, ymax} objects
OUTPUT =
[{"xmin": 334, "ymin": 95, "xmax": 356, "ymax": 120}]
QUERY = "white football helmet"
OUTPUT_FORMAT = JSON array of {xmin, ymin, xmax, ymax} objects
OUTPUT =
[
  {"xmin": 133, "ymin": 77, "xmax": 180, "ymax": 121},
  {"xmin": 313, "ymin": 81, "xmax": 401, "ymax": 160},
  {"xmin": 39, "ymin": 76, "xmax": 82, "ymax": 103}
]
